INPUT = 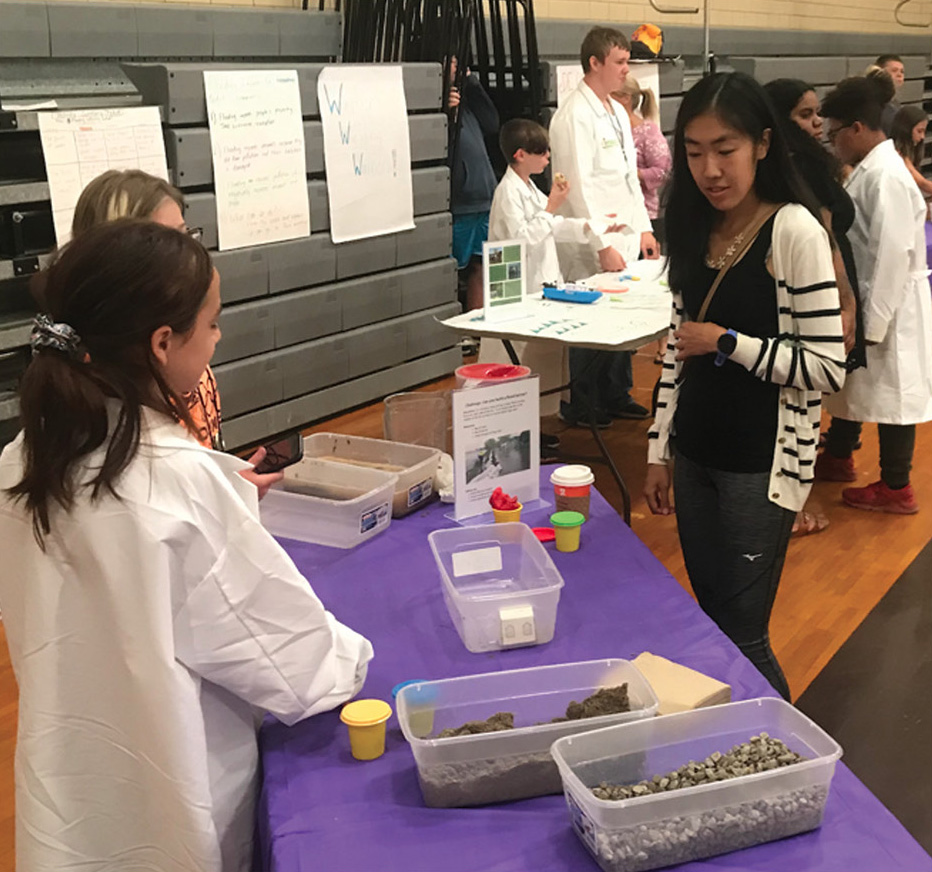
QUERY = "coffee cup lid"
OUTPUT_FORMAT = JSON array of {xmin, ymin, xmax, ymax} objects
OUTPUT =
[{"xmin": 550, "ymin": 464, "xmax": 594, "ymax": 487}]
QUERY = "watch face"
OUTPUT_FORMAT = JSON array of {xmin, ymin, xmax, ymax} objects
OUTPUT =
[{"xmin": 718, "ymin": 331, "xmax": 737, "ymax": 355}]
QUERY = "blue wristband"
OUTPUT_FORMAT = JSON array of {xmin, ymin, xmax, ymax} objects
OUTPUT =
[{"xmin": 714, "ymin": 329, "xmax": 738, "ymax": 367}]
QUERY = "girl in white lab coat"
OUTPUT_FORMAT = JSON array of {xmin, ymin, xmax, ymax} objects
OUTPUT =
[
  {"xmin": 0, "ymin": 219, "xmax": 373, "ymax": 872},
  {"xmin": 69, "ymin": 168, "xmax": 282, "ymax": 497},
  {"xmin": 817, "ymin": 77, "xmax": 932, "ymax": 513}
]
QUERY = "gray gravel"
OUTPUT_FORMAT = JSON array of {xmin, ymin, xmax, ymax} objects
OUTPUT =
[{"xmin": 572, "ymin": 734, "xmax": 828, "ymax": 872}]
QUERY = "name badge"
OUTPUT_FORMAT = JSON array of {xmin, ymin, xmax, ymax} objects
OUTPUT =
[{"xmin": 601, "ymin": 138, "xmax": 619, "ymax": 149}]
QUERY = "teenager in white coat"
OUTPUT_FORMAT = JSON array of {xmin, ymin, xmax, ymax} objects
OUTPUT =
[
  {"xmin": 548, "ymin": 26, "xmax": 659, "ymax": 427},
  {"xmin": 818, "ymin": 77, "xmax": 932, "ymax": 514},
  {"xmin": 0, "ymin": 220, "xmax": 373, "ymax": 872}
]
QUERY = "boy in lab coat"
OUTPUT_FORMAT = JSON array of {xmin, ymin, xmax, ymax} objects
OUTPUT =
[
  {"xmin": 549, "ymin": 26, "xmax": 660, "ymax": 427},
  {"xmin": 481, "ymin": 119, "xmax": 618, "ymax": 415},
  {"xmin": 817, "ymin": 76, "xmax": 932, "ymax": 513}
]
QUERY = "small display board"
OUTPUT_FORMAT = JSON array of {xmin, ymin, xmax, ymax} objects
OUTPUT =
[{"xmin": 483, "ymin": 238, "xmax": 528, "ymax": 323}]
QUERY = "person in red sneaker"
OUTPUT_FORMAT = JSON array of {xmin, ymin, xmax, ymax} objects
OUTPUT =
[{"xmin": 818, "ymin": 77, "xmax": 932, "ymax": 513}]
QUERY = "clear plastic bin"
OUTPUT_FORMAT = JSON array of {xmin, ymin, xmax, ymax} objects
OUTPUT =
[
  {"xmin": 396, "ymin": 659, "xmax": 660, "ymax": 808},
  {"xmin": 301, "ymin": 433, "xmax": 439, "ymax": 517},
  {"xmin": 550, "ymin": 697, "xmax": 843, "ymax": 872},
  {"xmin": 259, "ymin": 458, "xmax": 397, "ymax": 549},
  {"xmin": 428, "ymin": 523, "xmax": 564, "ymax": 654},
  {"xmin": 383, "ymin": 391, "xmax": 452, "ymax": 455}
]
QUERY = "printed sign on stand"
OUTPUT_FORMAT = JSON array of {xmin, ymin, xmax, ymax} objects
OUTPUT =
[
  {"xmin": 451, "ymin": 376, "xmax": 540, "ymax": 521},
  {"xmin": 482, "ymin": 238, "xmax": 528, "ymax": 323}
]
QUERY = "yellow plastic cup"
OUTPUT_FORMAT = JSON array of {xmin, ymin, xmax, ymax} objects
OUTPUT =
[
  {"xmin": 492, "ymin": 503, "xmax": 523, "ymax": 523},
  {"xmin": 340, "ymin": 699, "xmax": 393, "ymax": 760},
  {"xmin": 550, "ymin": 510, "xmax": 585, "ymax": 553}
]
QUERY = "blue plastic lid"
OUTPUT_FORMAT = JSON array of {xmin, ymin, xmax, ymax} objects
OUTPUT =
[{"xmin": 391, "ymin": 679, "xmax": 437, "ymax": 703}]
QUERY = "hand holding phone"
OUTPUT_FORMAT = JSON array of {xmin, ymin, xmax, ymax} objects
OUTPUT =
[{"xmin": 252, "ymin": 432, "xmax": 304, "ymax": 475}]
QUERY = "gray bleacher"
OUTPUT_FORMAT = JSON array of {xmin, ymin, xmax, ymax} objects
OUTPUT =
[
  {"xmin": 535, "ymin": 23, "xmax": 931, "ymax": 161},
  {"xmin": 0, "ymin": 2, "xmax": 461, "ymax": 451},
  {"xmin": 2, "ymin": 3, "xmax": 931, "ymax": 451}
]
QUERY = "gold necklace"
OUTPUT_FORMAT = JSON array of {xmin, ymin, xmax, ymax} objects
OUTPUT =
[{"xmin": 705, "ymin": 229, "xmax": 746, "ymax": 269}]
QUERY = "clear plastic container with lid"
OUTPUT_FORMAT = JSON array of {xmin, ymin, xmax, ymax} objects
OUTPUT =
[
  {"xmin": 396, "ymin": 659, "xmax": 659, "ymax": 808},
  {"xmin": 259, "ymin": 458, "xmax": 396, "ymax": 548},
  {"xmin": 550, "ymin": 697, "xmax": 843, "ymax": 872},
  {"xmin": 427, "ymin": 522, "xmax": 564, "ymax": 654},
  {"xmin": 301, "ymin": 433, "xmax": 439, "ymax": 517}
]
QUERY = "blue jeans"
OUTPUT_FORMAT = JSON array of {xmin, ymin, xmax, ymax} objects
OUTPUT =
[{"xmin": 673, "ymin": 450, "xmax": 794, "ymax": 699}]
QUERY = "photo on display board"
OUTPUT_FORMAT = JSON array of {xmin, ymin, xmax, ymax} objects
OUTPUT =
[
  {"xmin": 483, "ymin": 240, "xmax": 527, "ymax": 321},
  {"xmin": 464, "ymin": 430, "xmax": 532, "ymax": 484}
]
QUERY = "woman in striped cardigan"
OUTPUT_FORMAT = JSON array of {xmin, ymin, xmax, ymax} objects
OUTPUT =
[{"xmin": 644, "ymin": 73, "xmax": 846, "ymax": 699}]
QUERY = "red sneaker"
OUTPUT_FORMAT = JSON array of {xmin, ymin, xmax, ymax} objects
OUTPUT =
[
  {"xmin": 842, "ymin": 480, "xmax": 919, "ymax": 514},
  {"xmin": 815, "ymin": 452, "xmax": 857, "ymax": 482}
]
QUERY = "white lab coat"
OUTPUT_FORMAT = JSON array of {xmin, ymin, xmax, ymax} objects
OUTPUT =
[
  {"xmin": 825, "ymin": 139, "xmax": 932, "ymax": 424},
  {"xmin": 0, "ymin": 408, "xmax": 374, "ymax": 872},
  {"xmin": 480, "ymin": 167, "xmax": 590, "ymax": 412},
  {"xmin": 549, "ymin": 79, "xmax": 652, "ymax": 279}
]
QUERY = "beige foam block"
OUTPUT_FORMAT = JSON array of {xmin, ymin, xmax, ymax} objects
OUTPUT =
[{"xmin": 632, "ymin": 652, "xmax": 732, "ymax": 716}]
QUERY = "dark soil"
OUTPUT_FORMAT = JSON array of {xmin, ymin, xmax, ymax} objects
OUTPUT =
[{"xmin": 436, "ymin": 684, "xmax": 630, "ymax": 738}]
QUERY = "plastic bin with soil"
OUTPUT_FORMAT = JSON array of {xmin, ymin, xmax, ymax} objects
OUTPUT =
[{"xmin": 418, "ymin": 686, "xmax": 632, "ymax": 808}]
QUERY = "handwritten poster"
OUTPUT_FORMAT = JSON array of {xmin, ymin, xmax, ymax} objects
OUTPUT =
[
  {"xmin": 38, "ymin": 106, "xmax": 169, "ymax": 245},
  {"xmin": 204, "ymin": 69, "xmax": 310, "ymax": 251},
  {"xmin": 317, "ymin": 65, "xmax": 415, "ymax": 243},
  {"xmin": 556, "ymin": 64, "xmax": 584, "ymax": 107}
]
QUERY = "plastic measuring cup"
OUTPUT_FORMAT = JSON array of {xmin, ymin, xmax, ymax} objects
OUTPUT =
[
  {"xmin": 492, "ymin": 503, "xmax": 523, "ymax": 523},
  {"xmin": 550, "ymin": 465, "xmax": 595, "ymax": 520},
  {"xmin": 393, "ymin": 680, "xmax": 438, "ymax": 739},
  {"xmin": 340, "ymin": 699, "xmax": 393, "ymax": 760},
  {"xmin": 550, "ymin": 510, "xmax": 585, "ymax": 553}
]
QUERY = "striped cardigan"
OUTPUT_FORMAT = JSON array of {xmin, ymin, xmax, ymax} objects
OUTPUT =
[{"xmin": 648, "ymin": 203, "xmax": 846, "ymax": 512}]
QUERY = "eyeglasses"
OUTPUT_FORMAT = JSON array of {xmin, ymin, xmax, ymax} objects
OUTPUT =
[{"xmin": 826, "ymin": 124, "xmax": 852, "ymax": 144}]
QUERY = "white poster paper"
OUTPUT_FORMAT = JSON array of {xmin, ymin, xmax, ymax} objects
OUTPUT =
[
  {"xmin": 38, "ymin": 106, "xmax": 168, "ymax": 245},
  {"xmin": 204, "ymin": 69, "xmax": 310, "ymax": 251},
  {"xmin": 452, "ymin": 377, "xmax": 540, "ymax": 521},
  {"xmin": 627, "ymin": 62, "xmax": 661, "ymax": 124},
  {"xmin": 483, "ymin": 238, "xmax": 528, "ymax": 323},
  {"xmin": 317, "ymin": 65, "xmax": 415, "ymax": 243},
  {"xmin": 556, "ymin": 64, "xmax": 584, "ymax": 107}
]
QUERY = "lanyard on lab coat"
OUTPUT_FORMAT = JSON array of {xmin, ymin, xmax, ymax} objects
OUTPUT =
[{"xmin": 606, "ymin": 106, "xmax": 631, "ymax": 169}]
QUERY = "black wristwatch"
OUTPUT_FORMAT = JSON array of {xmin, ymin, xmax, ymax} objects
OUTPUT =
[{"xmin": 714, "ymin": 329, "xmax": 737, "ymax": 367}]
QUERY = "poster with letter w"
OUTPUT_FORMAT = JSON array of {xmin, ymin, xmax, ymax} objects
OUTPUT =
[{"xmin": 318, "ymin": 65, "xmax": 415, "ymax": 243}]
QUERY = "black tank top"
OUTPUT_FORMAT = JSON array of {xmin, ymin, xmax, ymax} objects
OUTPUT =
[{"xmin": 673, "ymin": 215, "xmax": 780, "ymax": 473}]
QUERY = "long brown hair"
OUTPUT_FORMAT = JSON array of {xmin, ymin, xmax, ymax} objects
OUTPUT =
[
  {"xmin": 71, "ymin": 169, "xmax": 184, "ymax": 237},
  {"xmin": 891, "ymin": 104, "xmax": 927, "ymax": 167},
  {"xmin": 9, "ymin": 219, "xmax": 213, "ymax": 544}
]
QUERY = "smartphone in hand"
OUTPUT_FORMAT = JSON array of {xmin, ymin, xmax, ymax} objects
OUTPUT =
[{"xmin": 252, "ymin": 432, "xmax": 303, "ymax": 475}]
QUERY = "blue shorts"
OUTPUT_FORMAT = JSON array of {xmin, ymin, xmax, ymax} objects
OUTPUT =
[{"xmin": 452, "ymin": 212, "xmax": 490, "ymax": 269}]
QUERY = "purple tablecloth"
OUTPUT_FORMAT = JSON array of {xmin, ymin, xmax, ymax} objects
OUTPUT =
[{"xmin": 257, "ymin": 466, "xmax": 931, "ymax": 872}]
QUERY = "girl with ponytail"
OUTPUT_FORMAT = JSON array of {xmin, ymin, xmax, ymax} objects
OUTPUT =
[{"xmin": 0, "ymin": 220, "xmax": 373, "ymax": 872}]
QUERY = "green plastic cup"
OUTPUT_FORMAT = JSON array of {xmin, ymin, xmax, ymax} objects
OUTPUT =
[{"xmin": 550, "ymin": 510, "xmax": 585, "ymax": 552}]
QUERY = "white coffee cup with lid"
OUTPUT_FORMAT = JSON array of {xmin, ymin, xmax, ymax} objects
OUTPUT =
[{"xmin": 550, "ymin": 465, "xmax": 595, "ymax": 519}]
